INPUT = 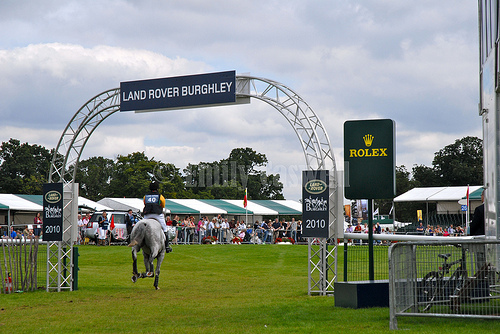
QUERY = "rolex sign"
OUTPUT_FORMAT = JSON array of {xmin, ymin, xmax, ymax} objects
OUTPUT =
[{"xmin": 344, "ymin": 119, "xmax": 395, "ymax": 199}]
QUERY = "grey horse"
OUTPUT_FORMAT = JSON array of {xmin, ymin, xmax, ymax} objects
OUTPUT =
[{"xmin": 128, "ymin": 219, "xmax": 166, "ymax": 290}]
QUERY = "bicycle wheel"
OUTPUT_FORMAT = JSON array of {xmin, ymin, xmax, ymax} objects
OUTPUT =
[
  {"xmin": 419, "ymin": 271, "xmax": 440, "ymax": 312},
  {"xmin": 449, "ymin": 267, "xmax": 468, "ymax": 312}
]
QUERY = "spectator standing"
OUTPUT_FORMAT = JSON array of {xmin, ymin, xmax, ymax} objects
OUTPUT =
[
  {"xmin": 290, "ymin": 218, "xmax": 298, "ymax": 242},
  {"xmin": 214, "ymin": 217, "xmax": 221, "ymax": 241},
  {"xmin": 97, "ymin": 211, "xmax": 109, "ymax": 246},
  {"xmin": 220, "ymin": 218, "xmax": 229, "ymax": 243},
  {"xmin": 77, "ymin": 214, "xmax": 84, "ymax": 244},
  {"xmin": 353, "ymin": 222, "xmax": 362, "ymax": 245},
  {"xmin": 470, "ymin": 189, "xmax": 487, "ymax": 283},
  {"xmin": 207, "ymin": 217, "xmax": 215, "ymax": 238},
  {"xmin": 197, "ymin": 218, "xmax": 206, "ymax": 244},
  {"xmin": 345, "ymin": 224, "xmax": 353, "ymax": 233},
  {"xmin": 82, "ymin": 212, "xmax": 89, "ymax": 241},
  {"xmin": 281, "ymin": 219, "xmax": 289, "ymax": 238},
  {"xmin": 125, "ymin": 209, "xmax": 137, "ymax": 240},
  {"xmin": 272, "ymin": 218, "xmax": 281, "ymax": 243},
  {"xmin": 261, "ymin": 219, "xmax": 270, "ymax": 244},
  {"xmin": 10, "ymin": 226, "xmax": 16, "ymax": 239},
  {"xmin": 416, "ymin": 221, "xmax": 424, "ymax": 234},
  {"xmin": 470, "ymin": 190, "xmax": 485, "ymax": 236},
  {"xmin": 171, "ymin": 215, "xmax": 180, "ymax": 245},
  {"xmin": 33, "ymin": 212, "xmax": 43, "ymax": 239}
]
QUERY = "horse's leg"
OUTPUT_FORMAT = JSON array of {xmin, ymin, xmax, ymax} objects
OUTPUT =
[
  {"xmin": 153, "ymin": 250, "xmax": 166, "ymax": 290},
  {"xmin": 142, "ymin": 253, "xmax": 154, "ymax": 278},
  {"xmin": 131, "ymin": 246, "xmax": 140, "ymax": 283}
]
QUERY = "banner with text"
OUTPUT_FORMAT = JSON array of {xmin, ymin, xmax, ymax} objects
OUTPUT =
[
  {"xmin": 120, "ymin": 70, "xmax": 238, "ymax": 112},
  {"xmin": 344, "ymin": 119, "xmax": 395, "ymax": 199},
  {"xmin": 302, "ymin": 170, "xmax": 330, "ymax": 238},
  {"xmin": 43, "ymin": 183, "xmax": 63, "ymax": 242}
]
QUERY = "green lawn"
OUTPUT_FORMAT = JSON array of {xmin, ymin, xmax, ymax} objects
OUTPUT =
[{"xmin": 0, "ymin": 244, "xmax": 496, "ymax": 333}]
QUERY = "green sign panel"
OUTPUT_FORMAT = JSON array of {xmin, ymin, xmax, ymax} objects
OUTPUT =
[{"xmin": 344, "ymin": 119, "xmax": 395, "ymax": 199}]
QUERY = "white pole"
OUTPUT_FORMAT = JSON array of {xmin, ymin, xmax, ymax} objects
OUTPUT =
[{"xmin": 466, "ymin": 185, "xmax": 470, "ymax": 234}]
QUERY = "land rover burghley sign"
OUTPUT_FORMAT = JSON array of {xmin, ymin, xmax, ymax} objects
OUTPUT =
[
  {"xmin": 43, "ymin": 183, "xmax": 63, "ymax": 241},
  {"xmin": 302, "ymin": 170, "xmax": 329, "ymax": 238},
  {"xmin": 120, "ymin": 70, "xmax": 246, "ymax": 112}
]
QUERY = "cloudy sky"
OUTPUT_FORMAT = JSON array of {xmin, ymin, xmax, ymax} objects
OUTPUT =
[{"xmin": 0, "ymin": 1, "xmax": 480, "ymax": 200}]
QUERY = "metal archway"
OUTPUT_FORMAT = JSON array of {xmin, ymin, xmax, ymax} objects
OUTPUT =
[{"xmin": 48, "ymin": 75, "xmax": 338, "ymax": 295}]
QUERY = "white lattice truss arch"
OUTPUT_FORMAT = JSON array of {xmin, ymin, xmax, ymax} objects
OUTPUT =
[{"xmin": 48, "ymin": 75, "xmax": 338, "ymax": 294}]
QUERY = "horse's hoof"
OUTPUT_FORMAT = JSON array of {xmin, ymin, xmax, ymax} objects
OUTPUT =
[
  {"xmin": 131, "ymin": 275, "xmax": 138, "ymax": 283},
  {"xmin": 146, "ymin": 272, "xmax": 154, "ymax": 278},
  {"xmin": 155, "ymin": 286, "xmax": 160, "ymax": 290}
]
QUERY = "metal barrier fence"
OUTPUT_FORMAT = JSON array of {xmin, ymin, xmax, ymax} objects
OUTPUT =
[
  {"xmin": 339, "ymin": 242, "xmax": 390, "ymax": 281},
  {"xmin": 1, "ymin": 238, "xmax": 46, "ymax": 294},
  {"xmin": 389, "ymin": 239, "xmax": 500, "ymax": 329}
]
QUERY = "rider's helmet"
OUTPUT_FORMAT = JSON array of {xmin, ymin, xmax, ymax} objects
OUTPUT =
[{"xmin": 149, "ymin": 181, "xmax": 159, "ymax": 191}]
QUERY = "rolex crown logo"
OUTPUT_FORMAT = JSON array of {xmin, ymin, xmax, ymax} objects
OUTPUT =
[{"xmin": 363, "ymin": 134, "xmax": 374, "ymax": 147}]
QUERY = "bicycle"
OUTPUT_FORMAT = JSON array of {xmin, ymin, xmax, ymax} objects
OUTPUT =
[
  {"xmin": 419, "ymin": 245, "xmax": 492, "ymax": 312},
  {"xmin": 419, "ymin": 246, "xmax": 468, "ymax": 312}
]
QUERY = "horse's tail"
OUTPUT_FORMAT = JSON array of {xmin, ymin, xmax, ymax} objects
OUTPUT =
[{"xmin": 128, "ymin": 219, "xmax": 148, "ymax": 247}]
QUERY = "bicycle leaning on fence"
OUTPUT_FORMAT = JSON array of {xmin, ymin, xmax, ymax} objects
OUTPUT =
[{"xmin": 418, "ymin": 245, "xmax": 492, "ymax": 313}]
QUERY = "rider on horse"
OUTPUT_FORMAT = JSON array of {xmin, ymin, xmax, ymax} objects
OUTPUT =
[{"xmin": 143, "ymin": 181, "xmax": 173, "ymax": 253}]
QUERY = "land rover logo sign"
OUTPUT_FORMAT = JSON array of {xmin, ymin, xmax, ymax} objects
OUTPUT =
[
  {"xmin": 43, "ymin": 183, "xmax": 64, "ymax": 242},
  {"xmin": 302, "ymin": 170, "xmax": 329, "ymax": 238},
  {"xmin": 44, "ymin": 190, "xmax": 62, "ymax": 204},
  {"xmin": 305, "ymin": 179, "xmax": 327, "ymax": 194}
]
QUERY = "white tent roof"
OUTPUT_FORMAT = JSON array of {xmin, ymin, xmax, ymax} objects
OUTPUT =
[
  {"xmin": 0, "ymin": 194, "xmax": 43, "ymax": 211},
  {"xmin": 394, "ymin": 186, "xmax": 483, "ymax": 202},
  {"xmin": 78, "ymin": 196, "xmax": 113, "ymax": 211},
  {"xmin": 97, "ymin": 198, "xmax": 145, "ymax": 213},
  {"xmin": 271, "ymin": 200, "xmax": 302, "ymax": 212}
]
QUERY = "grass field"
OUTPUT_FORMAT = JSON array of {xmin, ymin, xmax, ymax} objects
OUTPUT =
[{"xmin": 0, "ymin": 244, "xmax": 496, "ymax": 333}]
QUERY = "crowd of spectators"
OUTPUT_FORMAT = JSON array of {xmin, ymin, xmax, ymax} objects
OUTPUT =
[
  {"xmin": 344, "ymin": 219, "xmax": 468, "ymax": 244},
  {"xmin": 2, "ymin": 225, "xmax": 37, "ymax": 240},
  {"xmin": 167, "ymin": 215, "xmax": 304, "ymax": 244}
]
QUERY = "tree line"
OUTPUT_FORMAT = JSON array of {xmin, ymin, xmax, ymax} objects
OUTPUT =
[
  {"xmin": 0, "ymin": 136, "xmax": 483, "ymax": 222},
  {"xmin": 377, "ymin": 136, "xmax": 483, "ymax": 221},
  {"xmin": 0, "ymin": 139, "xmax": 284, "ymax": 202}
]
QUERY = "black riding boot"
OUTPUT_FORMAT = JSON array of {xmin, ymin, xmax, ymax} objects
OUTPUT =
[{"xmin": 164, "ymin": 232, "xmax": 173, "ymax": 253}]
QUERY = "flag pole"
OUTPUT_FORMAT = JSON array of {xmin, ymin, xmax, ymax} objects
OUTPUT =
[
  {"xmin": 466, "ymin": 185, "xmax": 470, "ymax": 234},
  {"xmin": 244, "ymin": 188, "xmax": 248, "ymax": 233}
]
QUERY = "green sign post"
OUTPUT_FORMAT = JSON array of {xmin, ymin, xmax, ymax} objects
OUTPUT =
[{"xmin": 344, "ymin": 119, "xmax": 395, "ymax": 280}]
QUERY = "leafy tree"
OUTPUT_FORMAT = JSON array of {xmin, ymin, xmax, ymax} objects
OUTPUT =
[
  {"xmin": 183, "ymin": 147, "xmax": 284, "ymax": 200},
  {"xmin": 107, "ymin": 152, "xmax": 157, "ymax": 198},
  {"xmin": 411, "ymin": 164, "xmax": 440, "ymax": 187},
  {"xmin": 376, "ymin": 165, "xmax": 415, "ymax": 219},
  {"xmin": 0, "ymin": 138, "xmax": 52, "ymax": 194},
  {"xmin": 74, "ymin": 156, "xmax": 115, "ymax": 201},
  {"xmin": 152, "ymin": 161, "xmax": 197, "ymax": 199},
  {"xmin": 432, "ymin": 136, "xmax": 483, "ymax": 186},
  {"xmin": 393, "ymin": 136, "xmax": 483, "ymax": 223}
]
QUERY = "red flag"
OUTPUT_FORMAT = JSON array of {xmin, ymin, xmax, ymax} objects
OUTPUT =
[
  {"xmin": 110, "ymin": 215, "xmax": 115, "ymax": 230},
  {"xmin": 243, "ymin": 188, "xmax": 248, "ymax": 208},
  {"xmin": 466, "ymin": 185, "xmax": 470, "ymax": 207}
]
